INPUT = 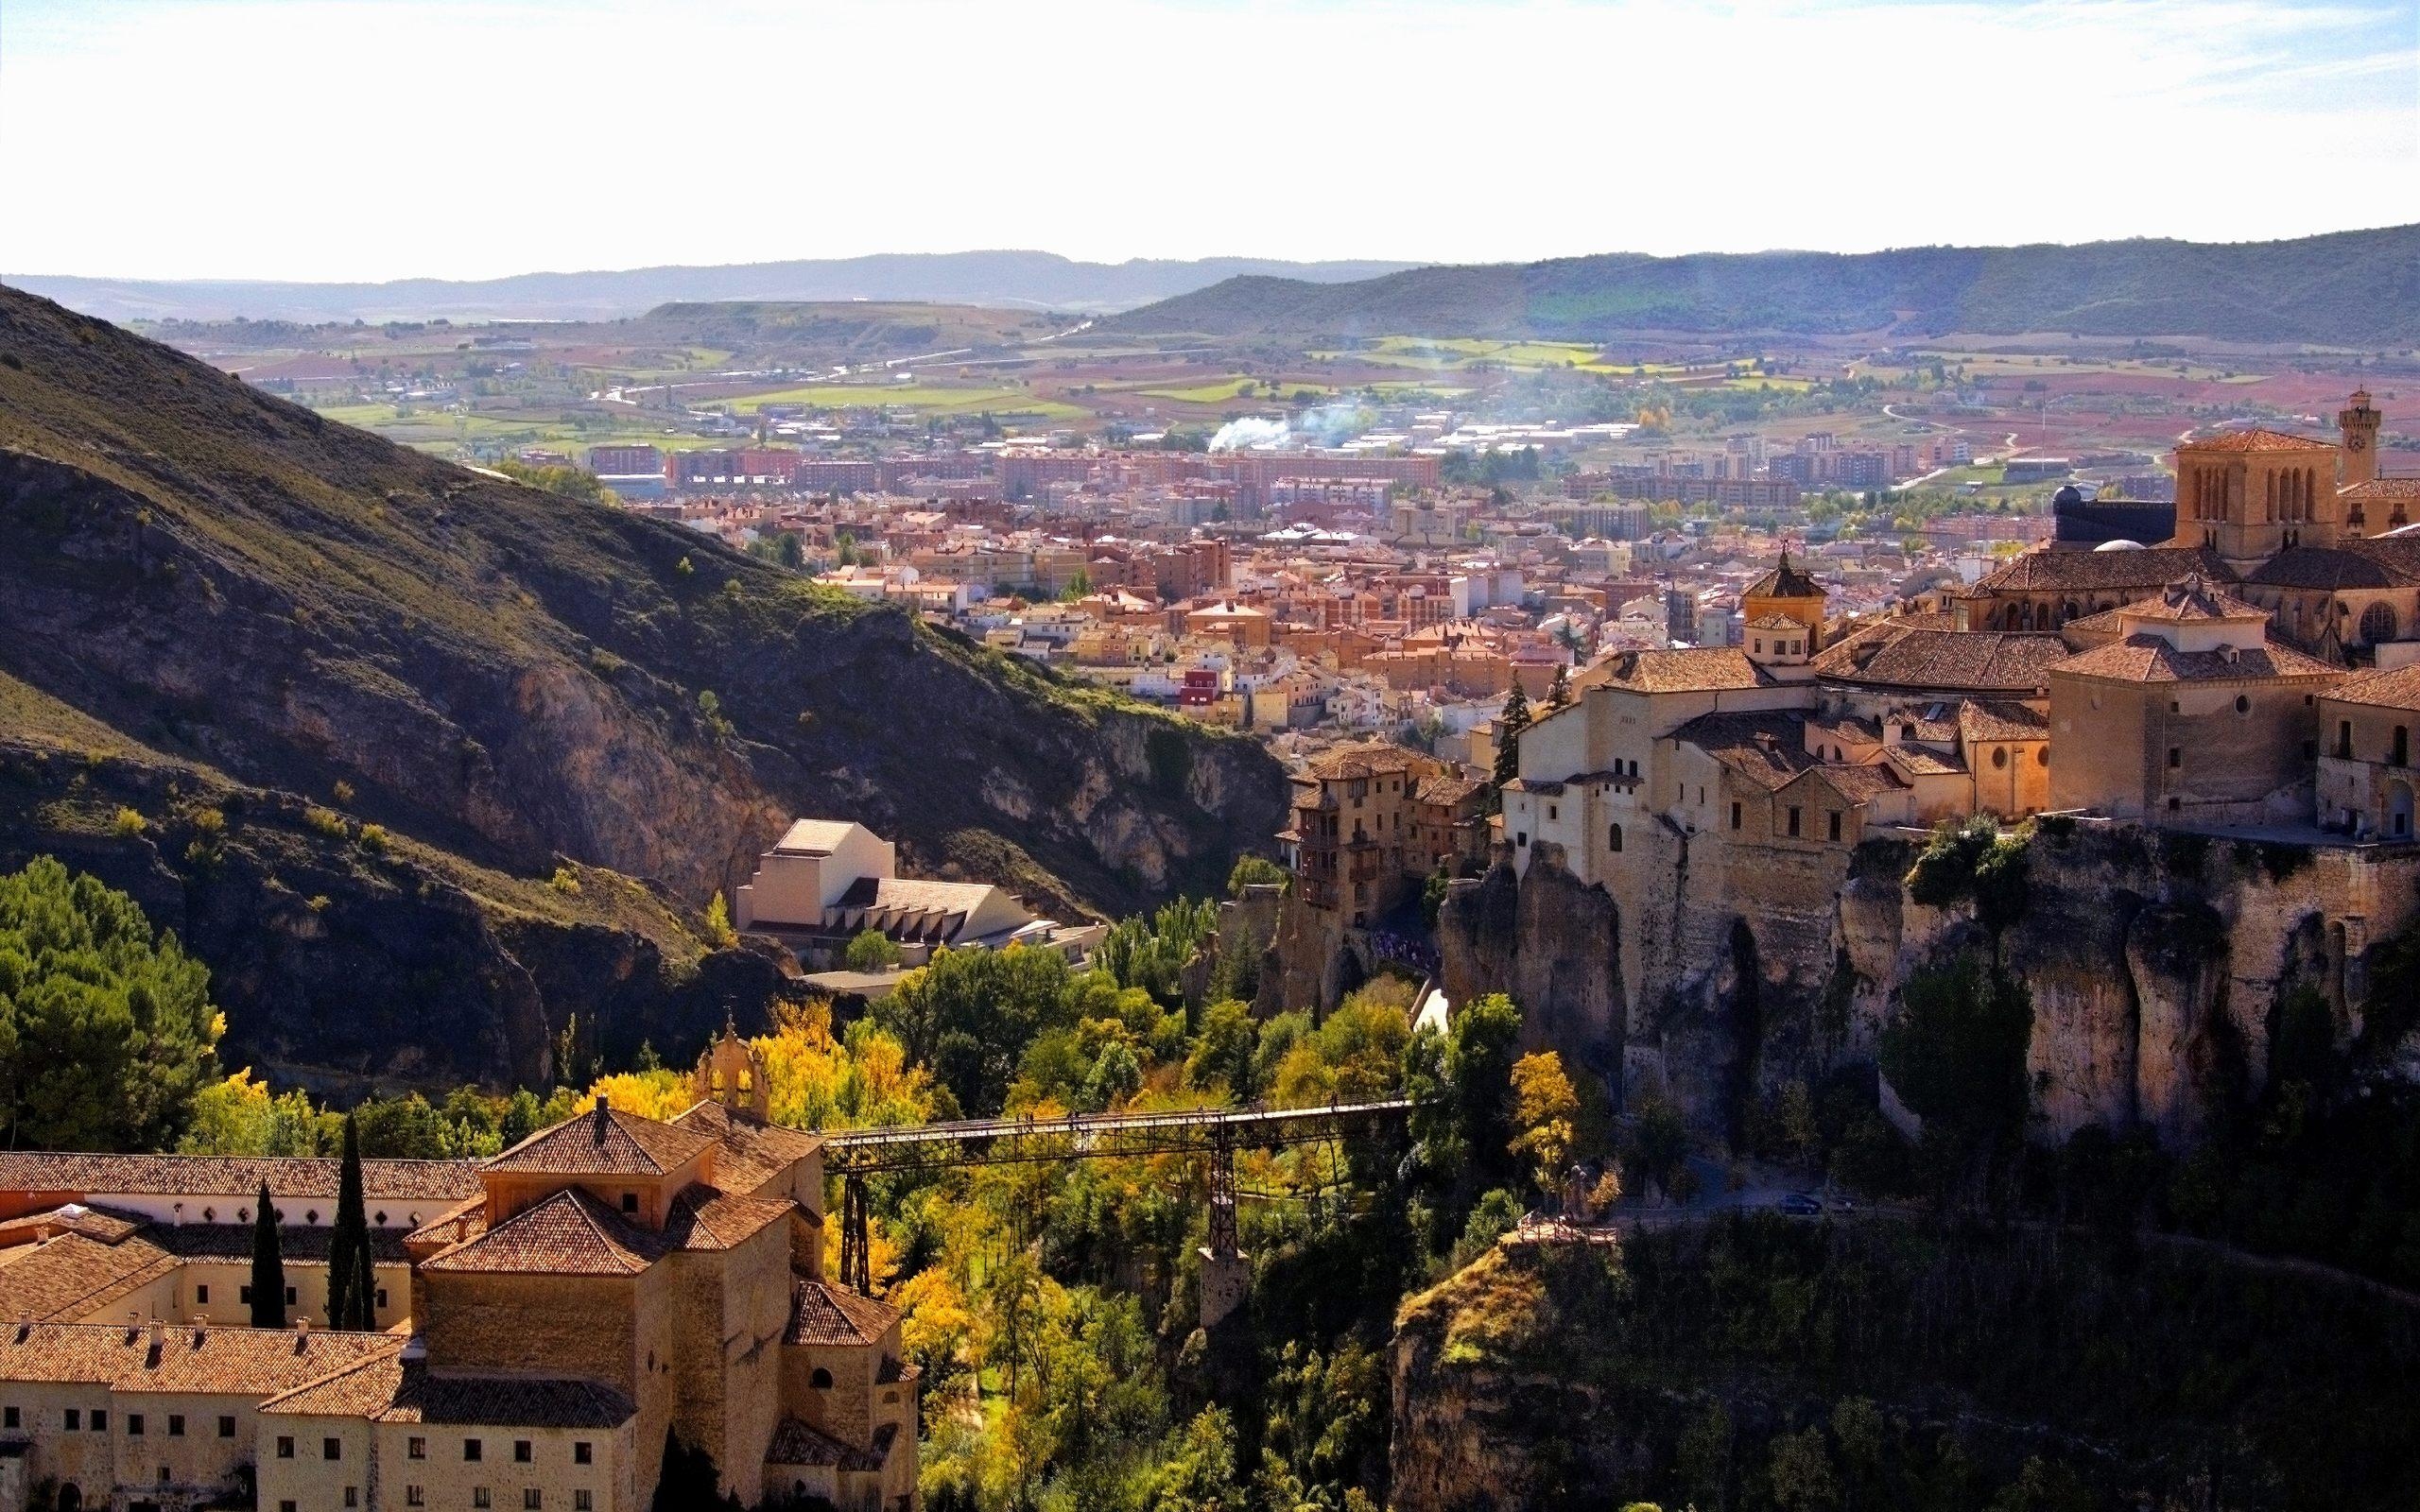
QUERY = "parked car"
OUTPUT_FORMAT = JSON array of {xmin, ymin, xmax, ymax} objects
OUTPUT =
[{"xmin": 1777, "ymin": 1193, "xmax": 1824, "ymax": 1218}]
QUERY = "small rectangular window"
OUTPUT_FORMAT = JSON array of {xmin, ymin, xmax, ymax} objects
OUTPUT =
[
  {"xmin": 475, "ymin": 1491, "xmax": 493, "ymax": 1510},
  {"xmin": 375, "ymin": 1287, "xmax": 389, "ymax": 1310},
  {"xmin": 239, "ymin": 1285, "xmax": 253, "ymax": 1304},
  {"xmin": 196, "ymin": 1284, "xmax": 209, "ymax": 1305},
  {"xmin": 1787, "ymin": 806, "xmax": 1801, "ymax": 838},
  {"xmin": 575, "ymin": 1494, "xmax": 593, "ymax": 1512},
  {"xmin": 345, "ymin": 1489, "xmax": 358, "ymax": 1509},
  {"xmin": 1828, "ymin": 812, "xmax": 1842, "ymax": 843},
  {"xmin": 278, "ymin": 1435, "xmax": 295, "ymax": 1459},
  {"xmin": 465, "ymin": 1437, "xmax": 483, "ymax": 1462},
  {"xmin": 325, "ymin": 1436, "xmax": 342, "ymax": 1461},
  {"xmin": 515, "ymin": 1440, "xmax": 533, "ymax": 1464},
  {"xmin": 219, "ymin": 1416, "xmax": 237, "ymax": 1438},
  {"xmin": 64, "ymin": 1410, "xmax": 79, "ymax": 1431},
  {"xmin": 407, "ymin": 1488, "xmax": 425, "ymax": 1508},
  {"xmin": 525, "ymin": 1492, "xmax": 543, "ymax": 1511},
  {"xmin": 2168, "ymin": 747, "xmax": 2182, "ymax": 769},
  {"xmin": 282, "ymin": 1503, "xmax": 298, "ymax": 1512},
  {"xmin": 574, "ymin": 1443, "xmax": 593, "ymax": 1466},
  {"xmin": 1731, "ymin": 802, "xmax": 1742, "ymax": 831},
  {"xmin": 284, "ymin": 1286, "xmax": 297, "ymax": 1306},
  {"xmin": 129, "ymin": 1413, "xmax": 146, "ymax": 1435},
  {"xmin": 620, "ymin": 1193, "xmax": 639, "ymax": 1214},
  {"xmin": 408, "ymin": 1435, "xmax": 426, "ymax": 1460},
  {"xmin": 2, "ymin": 1407, "xmax": 15, "ymax": 1429},
  {"xmin": 167, "ymin": 1414, "xmax": 185, "ymax": 1437},
  {"xmin": 91, "ymin": 1410, "xmax": 106, "ymax": 1433}
]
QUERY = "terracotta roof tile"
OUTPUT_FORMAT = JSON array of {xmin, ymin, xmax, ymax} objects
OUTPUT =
[
  {"xmin": 1971, "ymin": 546, "xmax": 2233, "ymax": 594},
  {"xmin": 1668, "ymin": 713, "xmax": 1814, "ymax": 791},
  {"xmin": 663, "ymin": 1187, "xmax": 791, "ymax": 1253},
  {"xmin": 0, "ymin": 1153, "xmax": 479, "ymax": 1203},
  {"xmin": 2180, "ymin": 427, "xmax": 2338, "ymax": 453},
  {"xmin": 2245, "ymin": 545, "xmax": 2420, "ymax": 591},
  {"xmin": 787, "ymin": 1279, "xmax": 898, "ymax": 1347},
  {"xmin": 260, "ymin": 1353, "xmax": 636, "ymax": 1426},
  {"xmin": 2053, "ymin": 635, "xmax": 2341, "ymax": 684},
  {"xmin": 1816, "ymin": 629, "xmax": 2068, "ymax": 694},
  {"xmin": 419, "ymin": 1189, "xmax": 665, "ymax": 1277},
  {"xmin": 1745, "ymin": 556, "xmax": 1824, "ymax": 599},
  {"xmin": 0, "ymin": 1320, "xmax": 400, "ymax": 1396},
  {"xmin": 2322, "ymin": 665, "xmax": 2420, "ymax": 712},
  {"xmin": 482, "ymin": 1105, "xmax": 715, "ymax": 1179},
  {"xmin": 670, "ymin": 1102, "xmax": 822, "ymax": 1199},
  {"xmin": 1601, "ymin": 646, "xmax": 1774, "ymax": 694},
  {"xmin": 766, "ymin": 1416, "xmax": 891, "ymax": 1472}
]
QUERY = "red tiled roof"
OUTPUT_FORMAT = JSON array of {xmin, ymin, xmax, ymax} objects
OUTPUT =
[
  {"xmin": 1816, "ymin": 629, "xmax": 2068, "ymax": 694},
  {"xmin": 482, "ymin": 1105, "xmax": 716, "ymax": 1178},
  {"xmin": 0, "ymin": 1153, "xmax": 479, "ymax": 1202},
  {"xmin": 419, "ymin": 1189, "xmax": 664, "ymax": 1277},
  {"xmin": 0, "ymin": 1320, "xmax": 400, "ymax": 1397},
  {"xmin": 788, "ymin": 1278, "xmax": 898, "ymax": 1346},
  {"xmin": 260, "ymin": 1353, "xmax": 635, "ymax": 1426},
  {"xmin": 766, "ymin": 1416, "xmax": 892, "ymax": 1472},
  {"xmin": 2181, "ymin": 427, "xmax": 2338, "ymax": 453},
  {"xmin": 2052, "ymin": 635, "xmax": 2341, "ymax": 684},
  {"xmin": 2322, "ymin": 665, "xmax": 2420, "ymax": 712},
  {"xmin": 1599, "ymin": 646, "xmax": 1773, "ymax": 694},
  {"xmin": 669, "ymin": 1102, "xmax": 823, "ymax": 1199}
]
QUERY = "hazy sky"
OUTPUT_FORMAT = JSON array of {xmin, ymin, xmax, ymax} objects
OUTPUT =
[{"xmin": 5, "ymin": 0, "xmax": 2415, "ymax": 282}]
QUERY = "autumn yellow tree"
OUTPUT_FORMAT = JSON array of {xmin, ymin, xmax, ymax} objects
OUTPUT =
[{"xmin": 1510, "ymin": 1051, "xmax": 1579, "ymax": 1194}]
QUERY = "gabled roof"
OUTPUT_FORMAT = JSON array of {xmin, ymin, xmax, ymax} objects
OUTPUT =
[
  {"xmin": 2119, "ymin": 574, "xmax": 2267, "ymax": 623},
  {"xmin": 2245, "ymin": 545, "xmax": 2420, "ymax": 591},
  {"xmin": 669, "ymin": 1101, "xmax": 823, "ymax": 1198},
  {"xmin": 1668, "ymin": 712, "xmax": 1815, "ymax": 791},
  {"xmin": 2052, "ymin": 636, "xmax": 2341, "ymax": 684},
  {"xmin": 259, "ymin": 1353, "xmax": 635, "ymax": 1426},
  {"xmin": 662, "ymin": 1187, "xmax": 792, "ymax": 1253},
  {"xmin": 771, "ymin": 819, "xmax": 868, "ymax": 856},
  {"xmin": 1600, "ymin": 646, "xmax": 1774, "ymax": 694},
  {"xmin": 1958, "ymin": 699, "xmax": 2050, "ymax": 743},
  {"xmin": 2182, "ymin": 427, "xmax": 2339, "ymax": 453},
  {"xmin": 0, "ymin": 1152, "xmax": 478, "ymax": 1202},
  {"xmin": 788, "ymin": 1278, "xmax": 899, "ymax": 1347},
  {"xmin": 418, "ymin": 1189, "xmax": 665, "ymax": 1277},
  {"xmin": 482, "ymin": 1104, "xmax": 716, "ymax": 1179},
  {"xmin": 0, "ymin": 1320, "xmax": 401, "ymax": 1396},
  {"xmin": 2321, "ymin": 664, "xmax": 2420, "ymax": 712},
  {"xmin": 767, "ymin": 1416, "xmax": 893, "ymax": 1472},
  {"xmin": 1814, "ymin": 628, "xmax": 2067, "ymax": 694},
  {"xmin": 1972, "ymin": 546, "xmax": 2233, "ymax": 593}
]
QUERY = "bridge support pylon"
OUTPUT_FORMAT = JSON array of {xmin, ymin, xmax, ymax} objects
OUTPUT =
[{"xmin": 1199, "ymin": 1126, "xmax": 1249, "ymax": 1329}]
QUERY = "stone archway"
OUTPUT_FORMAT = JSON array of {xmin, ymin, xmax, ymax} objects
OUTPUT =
[{"xmin": 2389, "ymin": 780, "xmax": 2414, "ymax": 840}]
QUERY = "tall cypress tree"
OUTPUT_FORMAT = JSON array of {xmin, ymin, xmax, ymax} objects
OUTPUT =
[
  {"xmin": 249, "ymin": 1180, "xmax": 286, "ymax": 1328},
  {"xmin": 1493, "ymin": 682, "xmax": 1531, "ymax": 788},
  {"xmin": 326, "ymin": 1112, "xmax": 372, "ymax": 1329}
]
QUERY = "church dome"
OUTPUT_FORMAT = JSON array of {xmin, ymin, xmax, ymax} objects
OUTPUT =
[
  {"xmin": 2052, "ymin": 483, "xmax": 2086, "ymax": 508},
  {"xmin": 2093, "ymin": 539, "xmax": 2146, "ymax": 552}
]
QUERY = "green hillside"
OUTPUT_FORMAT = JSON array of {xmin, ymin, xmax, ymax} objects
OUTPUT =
[
  {"xmin": 0, "ymin": 285, "xmax": 1287, "ymax": 1087},
  {"xmin": 1112, "ymin": 226, "xmax": 2420, "ymax": 346}
]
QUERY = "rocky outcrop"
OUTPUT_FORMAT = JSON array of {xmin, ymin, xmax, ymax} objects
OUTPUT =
[
  {"xmin": 1436, "ymin": 843, "xmax": 1623, "ymax": 1079},
  {"xmin": 1439, "ymin": 819, "xmax": 2420, "ymax": 1147}
]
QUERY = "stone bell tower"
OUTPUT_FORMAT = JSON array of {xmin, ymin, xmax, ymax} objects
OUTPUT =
[
  {"xmin": 2342, "ymin": 388, "xmax": 2382, "ymax": 490},
  {"xmin": 696, "ymin": 1017, "xmax": 770, "ymax": 1120}
]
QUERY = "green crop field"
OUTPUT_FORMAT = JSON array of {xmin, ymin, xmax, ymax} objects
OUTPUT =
[{"xmin": 717, "ymin": 382, "xmax": 1083, "ymax": 419}]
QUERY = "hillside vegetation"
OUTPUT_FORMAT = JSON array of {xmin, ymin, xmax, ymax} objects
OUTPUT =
[
  {"xmin": 0, "ymin": 286, "xmax": 1286, "ymax": 1085},
  {"xmin": 1113, "ymin": 225, "xmax": 2420, "ymax": 346}
]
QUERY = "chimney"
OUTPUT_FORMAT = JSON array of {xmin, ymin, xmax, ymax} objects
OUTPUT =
[
  {"xmin": 594, "ymin": 1097, "xmax": 613, "ymax": 1142},
  {"xmin": 296, "ymin": 1317, "xmax": 310, "ymax": 1337},
  {"xmin": 148, "ymin": 1318, "xmax": 164, "ymax": 1350}
]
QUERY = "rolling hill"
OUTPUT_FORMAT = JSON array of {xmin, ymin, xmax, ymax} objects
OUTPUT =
[
  {"xmin": 1110, "ymin": 226, "xmax": 2420, "ymax": 346},
  {"xmin": 3, "ymin": 251, "xmax": 1421, "ymax": 325},
  {"xmin": 0, "ymin": 285, "xmax": 1287, "ymax": 1089}
]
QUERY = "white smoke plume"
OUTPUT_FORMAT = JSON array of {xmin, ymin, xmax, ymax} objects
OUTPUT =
[{"xmin": 1207, "ymin": 416, "xmax": 1290, "ymax": 453}]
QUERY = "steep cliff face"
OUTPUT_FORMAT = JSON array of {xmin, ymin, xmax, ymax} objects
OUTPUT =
[
  {"xmin": 1391, "ymin": 1223, "xmax": 2420, "ymax": 1512},
  {"xmin": 0, "ymin": 286, "xmax": 1288, "ymax": 1082},
  {"xmin": 1439, "ymin": 820, "xmax": 2420, "ymax": 1144}
]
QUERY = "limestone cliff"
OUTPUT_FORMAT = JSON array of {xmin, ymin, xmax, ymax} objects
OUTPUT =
[{"xmin": 1440, "ymin": 821, "xmax": 2420, "ymax": 1146}]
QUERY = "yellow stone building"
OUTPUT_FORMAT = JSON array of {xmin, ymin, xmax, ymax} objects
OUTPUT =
[{"xmin": 0, "ymin": 1032, "xmax": 918, "ymax": 1512}]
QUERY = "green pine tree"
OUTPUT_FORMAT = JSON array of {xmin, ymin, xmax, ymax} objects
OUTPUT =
[
  {"xmin": 1493, "ymin": 683, "xmax": 1531, "ymax": 789},
  {"xmin": 325, "ymin": 1113, "xmax": 372, "ymax": 1329},
  {"xmin": 249, "ymin": 1180, "xmax": 286, "ymax": 1328},
  {"xmin": 1546, "ymin": 662, "xmax": 1572, "ymax": 711}
]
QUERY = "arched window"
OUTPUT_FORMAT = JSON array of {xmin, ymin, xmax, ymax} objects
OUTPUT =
[
  {"xmin": 2361, "ymin": 602, "xmax": 2398, "ymax": 644},
  {"xmin": 1607, "ymin": 823, "xmax": 1623, "ymax": 853},
  {"xmin": 2235, "ymin": 696, "xmax": 2251, "ymax": 713},
  {"xmin": 811, "ymin": 1368, "xmax": 834, "ymax": 1390}
]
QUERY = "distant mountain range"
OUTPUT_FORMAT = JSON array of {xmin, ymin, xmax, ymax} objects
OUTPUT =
[
  {"xmin": 0, "ymin": 251, "xmax": 1421, "ymax": 324},
  {"xmin": 1109, "ymin": 226, "xmax": 2420, "ymax": 347}
]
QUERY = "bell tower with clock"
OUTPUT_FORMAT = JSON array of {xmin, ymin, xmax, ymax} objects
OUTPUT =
[{"xmin": 2341, "ymin": 388, "xmax": 2382, "ymax": 490}]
